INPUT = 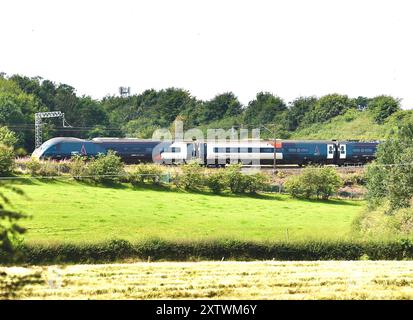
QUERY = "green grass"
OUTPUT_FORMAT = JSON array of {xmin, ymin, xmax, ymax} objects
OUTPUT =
[
  {"xmin": 3, "ymin": 179, "xmax": 363, "ymax": 244},
  {"xmin": 291, "ymin": 111, "xmax": 385, "ymax": 141}
]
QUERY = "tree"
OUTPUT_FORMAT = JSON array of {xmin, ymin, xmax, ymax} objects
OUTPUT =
[
  {"xmin": 196, "ymin": 92, "xmax": 243, "ymax": 124},
  {"xmin": 244, "ymin": 92, "xmax": 287, "ymax": 126},
  {"xmin": 366, "ymin": 122, "xmax": 413, "ymax": 210},
  {"xmin": 367, "ymin": 95, "xmax": 401, "ymax": 124},
  {"xmin": 287, "ymin": 96, "xmax": 318, "ymax": 130},
  {"xmin": 302, "ymin": 94, "xmax": 357, "ymax": 124}
]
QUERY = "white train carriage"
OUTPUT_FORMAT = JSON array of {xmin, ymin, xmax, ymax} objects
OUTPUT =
[
  {"xmin": 160, "ymin": 140, "xmax": 282, "ymax": 166},
  {"xmin": 205, "ymin": 141, "xmax": 282, "ymax": 166}
]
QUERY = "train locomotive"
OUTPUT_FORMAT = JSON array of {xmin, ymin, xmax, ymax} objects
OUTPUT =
[
  {"xmin": 31, "ymin": 137, "xmax": 168, "ymax": 164},
  {"xmin": 33, "ymin": 137, "xmax": 379, "ymax": 166}
]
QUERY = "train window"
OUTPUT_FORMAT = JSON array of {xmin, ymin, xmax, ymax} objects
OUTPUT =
[
  {"xmin": 248, "ymin": 148, "xmax": 253, "ymax": 153},
  {"xmin": 353, "ymin": 148, "xmax": 360, "ymax": 153},
  {"xmin": 299, "ymin": 148, "xmax": 309, "ymax": 153},
  {"xmin": 365, "ymin": 148, "xmax": 373, "ymax": 153},
  {"xmin": 260, "ymin": 148, "xmax": 274, "ymax": 153},
  {"xmin": 230, "ymin": 147, "xmax": 239, "ymax": 153},
  {"xmin": 239, "ymin": 148, "xmax": 248, "ymax": 153},
  {"xmin": 328, "ymin": 146, "xmax": 334, "ymax": 154},
  {"xmin": 340, "ymin": 146, "xmax": 345, "ymax": 154},
  {"xmin": 288, "ymin": 148, "xmax": 297, "ymax": 152}
]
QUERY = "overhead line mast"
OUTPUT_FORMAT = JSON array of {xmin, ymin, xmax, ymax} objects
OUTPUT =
[{"xmin": 34, "ymin": 111, "xmax": 72, "ymax": 149}]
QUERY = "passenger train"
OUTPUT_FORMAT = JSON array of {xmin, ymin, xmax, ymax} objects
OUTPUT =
[{"xmin": 32, "ymin": 137, "xmax": 379, "ymax": 166}]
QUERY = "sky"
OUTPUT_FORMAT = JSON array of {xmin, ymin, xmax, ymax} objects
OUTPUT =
[{"xmin": 1, "ymin": 0, "xmax": 412, "ymax": 108}]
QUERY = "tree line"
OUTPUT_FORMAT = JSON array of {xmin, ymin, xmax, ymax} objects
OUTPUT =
[{"xmin": 0, "ymin": 73, "xmax": 402, "ymax": 153}]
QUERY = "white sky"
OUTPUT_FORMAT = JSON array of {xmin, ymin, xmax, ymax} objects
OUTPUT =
[{"xmin": 1, "ymin": 0, "xmax": 412, "ymax": 108}]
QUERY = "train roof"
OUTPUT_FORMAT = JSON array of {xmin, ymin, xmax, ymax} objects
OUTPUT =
[{"xmin": 92, "ymin": 138, "xmax": 161, "ymax": 143}]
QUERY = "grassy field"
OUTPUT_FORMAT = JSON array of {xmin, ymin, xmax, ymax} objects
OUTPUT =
[
  {"xmin": 4, "ymin": 261, "xmax": 413, "ymax": 299},
  {"xmin": 3, "ymin": 179, "xmax": 363, "ymax": 244}
]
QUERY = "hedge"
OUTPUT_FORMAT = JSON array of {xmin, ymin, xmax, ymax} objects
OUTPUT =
[{"xmin": 2, "ymin": 238, "xmax": 413, "ymax": 265}]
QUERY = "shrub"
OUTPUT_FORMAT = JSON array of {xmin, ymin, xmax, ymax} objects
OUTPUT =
[
  {"xmin": 206, "ymin": 170, "xmax": 228, "ymax": 194},
  {"xmin": 284, "ymin": 167, "xmax": 342, "ymax": 199},
  {"xmin": 69, "ymin": 155, "xmax": 88, "ymax": 180},
  {"xmin": 5, "ymin": 239, "xmax": 413, "ymax": 264},
  {"xmin": 129, "ymin": 164, "xmax": 164, "ymax": 185},
  {"xmin": 25, "ymin": 158, "xmax": 41, "ymax": 175},
  {"xmin": 244, "ymin": 173, "xmax": 270, "ymax": 194},
  {"xmin": 175, "ymin": 162, "xmax": 205, "ymax": 190},
  {"xmin": 25, "ymin": 158, "xmax": 62, "ymax": 177},
  {"xmin": 0, "ymin": 144, "xmax": 15, "ymax": 176},
  {"xmin": 342, "ymin": 172, "xmax": 366, "ymax": 186},
  {"xmin": 224, "ymin": 164, "xmax": 249, "ymax": 193},
  {"xmin": 0, "ymin": 126, "xmax": 18, "ymax": 148},
  {"xmin": 87, "ymin": 150, "xmax": 125, "ymax": 183}
]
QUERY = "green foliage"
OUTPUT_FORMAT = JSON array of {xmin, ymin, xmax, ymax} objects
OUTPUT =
[
  {"xmin": 68, "ymin": 155, "xmax": 88, "ymax": 180},
  {"xmin": 354, "ymin": 204, "xmax": 413, "ymax": 238},
  {"xmin": 302, "ymin": 94, "xmax": 357, "ymax": 125},
  {"xmin": 366, "ymin": 124, "xmax": 413, "ymax": 210},
  {"xmin": 368, "ymin": 95, "xmax": 401, "ymax": 124},
  {"xmin": 245, "ymin": 172, "xmax": 269, "ymax": 194},
  {"xmin": 175, "ymin": 162, "xmax": 205, "ymax": 190},
  {"xmin": 0, "ymin": 126, "xmax": 18, "ymax": 148},
  {"xmin": 129, "ymin": 164, "xmax": 164, "ymax": 185},
  {"xmin": 0, "ymin": 144, "xmax": 15, "ymax": 176},
  {"xmin": 205, "ymin": 170, "xmax": 228, "ymax": 194},
  {"xmin": 287, "ymin": 96, "xmax": 317, "ymax": 130},
  {"xmin": 87, "ymin": 150, "xmax": 125, "ymax": 183},
  {"xmin": 342, "ymin": 172, "xmax": 366, "ymax": 186},
  {"xmin": 224, "ymin": 164, "xmax": 249, "ymax": 193},
  {"xmin": 25, "ymin": 158, "xmax": 65, "ymax": 177},
  {"xmin": 284, "ymin": 167, "xmax": 342, "ymax": 200},
  {"xmin": 244, "ymin": 92, "xmax": 287, "ymax": 126},
  {"xmin": 25, "ymin": 158, "xmax": 42, "ymax": 176},
  {"xmin": 5, "ymin": 238, "xmax": 413, "ymax": 264}
]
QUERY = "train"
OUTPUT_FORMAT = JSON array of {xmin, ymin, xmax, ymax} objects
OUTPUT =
[{"xmin": 32, "ymin": 137, "xmax": 379, "ymax": 166}]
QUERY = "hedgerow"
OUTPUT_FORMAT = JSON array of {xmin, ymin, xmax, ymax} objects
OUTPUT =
[{"xmin": 3, "ymin": 238, "xmax": 413, "ymax": 265}]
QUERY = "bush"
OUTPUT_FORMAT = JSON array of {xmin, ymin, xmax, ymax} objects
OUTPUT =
[
  {"xmin": 4, "ymin": 238, "xmax": 413, "ymax": 264},
  {"xmin": 25, "ymin": 158, "xmax": 62, "ymax": 177},
  {"xmin": 224, "ymin": 164, "xmax": 249, "ymax": 193},
  {"xmin": 284, "ymin": 167, "xmax": 342, "ymax": 200},
  {"xmin": 175, "ymin": 162, "xmax": 205, "ymax": 190},
  {"xmin": 342, "ymin": 172, "xmax": 366, "ymax": 186},
  {"xmin": 87, "ymin": 150, "xmax": 125, "ymax": 183},
  {"xmin": 69, "ymin": 155, "xmax": 88, "ymax": 180},
  {"xmin": 129, "ymin": 164, "xmax": 164, "ymax": 185},
  {"xmin": 245, "ymin": 173, "xmax": 269, "ymax": 194},
  {"xmin": 206, "ymin": 170, "xmax": 228, "ymax": 194},
  {"xmin": 0, "ymin": 144, "xmax": 15, "ymax": 176},
  {"xmin": 25, "ymin": 158, "xmax": 41, "ymax": 176},
  {"xmin": 0, "ymin": 126, "xmax": 18, "ymax": 148}
]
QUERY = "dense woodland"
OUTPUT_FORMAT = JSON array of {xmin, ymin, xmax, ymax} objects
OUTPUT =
[{"xmin": 0, "ymin": 73, "xmax": 407, "ymax": 153}]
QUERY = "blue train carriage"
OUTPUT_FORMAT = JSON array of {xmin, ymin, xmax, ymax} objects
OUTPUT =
[
  {"xmin": 32, "ymin": 137, "xmax": 104, "ymax": 160},
  {"xmin": 336, "ymin": 141, "xmax": 379, "ymax": 165},
  {"xmin": 91, "ymin": 138, "xmax": 163, "ymax": 164},
  {"xmin": 280, "ymin": 140, "xmax": 336, "ymax": 165},
  {"xmin": 32, "ymin": 137, "xmax": 165, "ymax": 163}
]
